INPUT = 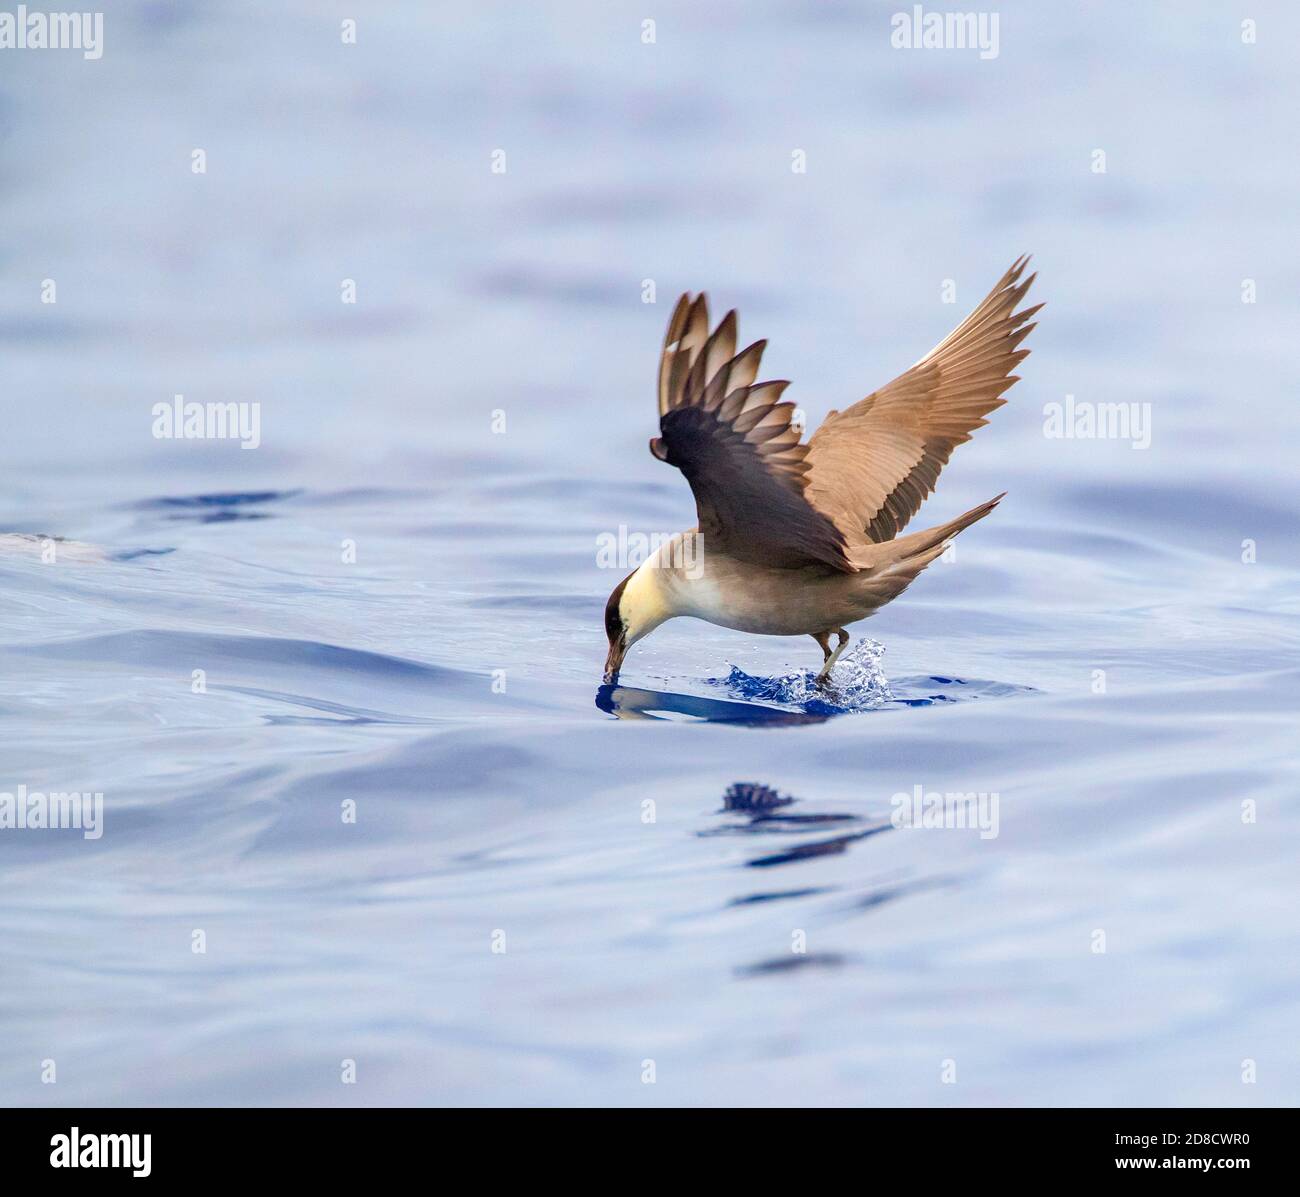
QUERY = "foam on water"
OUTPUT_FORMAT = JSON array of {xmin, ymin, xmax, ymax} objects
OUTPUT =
[{"xmin": 708, "ymin": 638, "xmax": 894, "ymax": 713}]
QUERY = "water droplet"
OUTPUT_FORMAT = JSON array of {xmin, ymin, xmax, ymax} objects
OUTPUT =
[{"xmin": 707, "ymin": 639, "xmax": 893, "ymax": 713}]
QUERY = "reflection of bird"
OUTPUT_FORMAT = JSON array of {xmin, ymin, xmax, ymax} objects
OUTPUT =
[
  {"xmin": 603, "ymin": 258, "xmax": 1041, "ymax": 684},
  {"xmin": 722, "ymin": 782, "xmax": 794, "ymax": 814}
]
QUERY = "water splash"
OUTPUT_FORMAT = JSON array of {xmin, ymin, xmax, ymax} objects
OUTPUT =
[{"xmin": 706, "ymin": 638, "xmax": 894, "ymax": 714}]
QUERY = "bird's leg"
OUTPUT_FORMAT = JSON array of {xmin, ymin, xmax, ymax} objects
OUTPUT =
[{"xmin": 815, "ymin": 628, "xmax": 850, "ymax": 683}]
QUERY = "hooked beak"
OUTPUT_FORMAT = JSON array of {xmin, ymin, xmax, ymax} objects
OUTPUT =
[{"xmin": 603, "ymin": 636, "xmax": 627, "ymax": 684}]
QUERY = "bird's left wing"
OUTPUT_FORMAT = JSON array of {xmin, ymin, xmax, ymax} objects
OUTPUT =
[
  {"xmin": 803, "ymin": 256, "xmax": 1041, "ymax": 543},
  {"xmin": 651, "ymin": 293, "xmax": 854, "ymax": 572}
]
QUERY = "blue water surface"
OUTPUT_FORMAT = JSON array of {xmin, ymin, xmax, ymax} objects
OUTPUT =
[{"xmin": 1, "ymin": 2, "xmax": 1298, "ymax": 1106}]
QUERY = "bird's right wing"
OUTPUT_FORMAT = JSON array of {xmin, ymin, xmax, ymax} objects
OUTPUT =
[{"xmin": 651, "ymin": 293, "xmax": 854, "ymax": 572}]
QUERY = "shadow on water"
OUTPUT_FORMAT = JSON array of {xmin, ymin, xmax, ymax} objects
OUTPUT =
[
  {"xmin": 718, "ymin": 781, "xmax": 858, "ymax": 826},
  {"xmin": 705, "ymin": 783, "xmax": 893, "ymax": 866},
  {"xmin": 705, "ymin": 782, "xmax": 886, "ymax": 852},
  {"xmin": 710, "ymin": 783, "xmax": 925, "ymax": 978},
  {"xmin": 129, "ymin": 490, "xmax": 303, "ymax": 524},
  {"xmin": 596, "ymin": 674, "xmax": 1035, "ymax": 724},
  {"xmin": 737, "ymin": 953, "xmax": 847, "ymax": 977},
  {"xmin": 594, "ymin": 684, "xmax": 831, "ymax": 726}
]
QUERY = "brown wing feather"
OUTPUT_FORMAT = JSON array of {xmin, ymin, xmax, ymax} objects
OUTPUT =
[
  {"xmin": 805, "ymin": 256, "xmax": 1041, "ymax": 543},
  {"xmin": 653, "ymin": 293, "xmax": 853, "ymax": 572}
]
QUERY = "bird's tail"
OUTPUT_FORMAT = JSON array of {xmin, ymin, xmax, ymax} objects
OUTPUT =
[
  {"xmin": 852, "ymin": 494, "xmax": 1004, "ymax": 606},
  {"xmin": 881, "ymin": 493, "xmax": 1004, "ymax": 567}
]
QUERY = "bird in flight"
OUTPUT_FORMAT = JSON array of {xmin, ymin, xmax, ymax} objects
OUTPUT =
[{"xmin": 603, "ymin": 257, "xmax": 1040, "ymax": 685}]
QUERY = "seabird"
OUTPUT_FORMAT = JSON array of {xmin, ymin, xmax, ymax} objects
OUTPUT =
[{"xmin": 603, "ymin": 256, "xmax": 1041, "ymax": 684}]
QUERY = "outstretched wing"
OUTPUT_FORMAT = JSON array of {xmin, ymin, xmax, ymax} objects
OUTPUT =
[
  {"xmin": 652, "ymin": 293, "xmax": 853, "ymax": 572},
  {"xmin": 804, "ymin": 256, "xmax": 1041, "ymax": 543}
]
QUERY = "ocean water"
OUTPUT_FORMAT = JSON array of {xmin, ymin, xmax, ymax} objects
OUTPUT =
[{"xmin": 2, "ymin": 2, "xmax": 1298, "ymax": 1107}]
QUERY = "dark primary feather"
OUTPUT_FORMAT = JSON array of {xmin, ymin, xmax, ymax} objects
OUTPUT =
[{"xmin": 654, "ymin": 293, "xmax": 853, "ymax": 572}]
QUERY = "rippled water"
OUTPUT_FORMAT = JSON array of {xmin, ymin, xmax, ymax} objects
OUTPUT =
[{"xmin": 2, "ymin": 3, "xmax": 1299, "ymax": 1106}]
